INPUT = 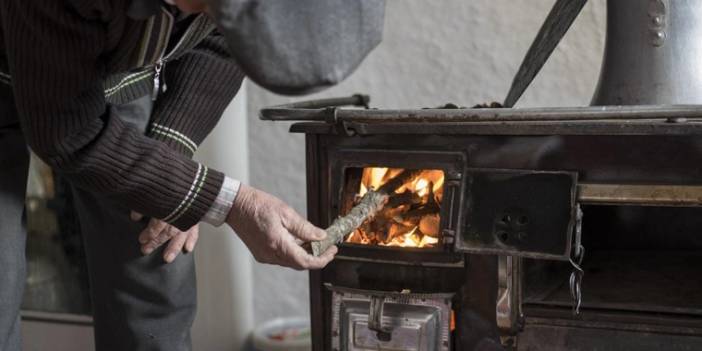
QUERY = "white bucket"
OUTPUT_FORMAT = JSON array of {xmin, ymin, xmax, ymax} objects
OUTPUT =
[{"xmin": 251, "ymin": 317, "xmax": 312, "ymax": 351}]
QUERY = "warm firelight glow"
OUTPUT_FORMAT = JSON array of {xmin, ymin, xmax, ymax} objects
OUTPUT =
[{"xmin": 345, "ymin": 167, "xmax": 444, "ymax": 248}]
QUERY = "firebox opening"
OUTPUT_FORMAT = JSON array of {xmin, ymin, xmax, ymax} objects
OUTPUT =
[{"xmin": 341, "ymin": 167, "xmax": 445, "ymax": 249}]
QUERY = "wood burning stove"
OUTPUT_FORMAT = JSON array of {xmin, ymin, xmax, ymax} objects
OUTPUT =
[
  {"xmin": 261, "ymin": 97, "xmax": 702, "ymax": 350},
  {"xmin": 256, "ymin": 2, "xmax": 702, "ymax": 349}
]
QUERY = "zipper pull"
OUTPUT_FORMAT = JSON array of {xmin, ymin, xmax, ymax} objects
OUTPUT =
[{"xmin": 152, "ymin": 60, "xmax": 163, "ymax": 101}]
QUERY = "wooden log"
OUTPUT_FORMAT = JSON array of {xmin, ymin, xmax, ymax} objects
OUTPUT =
[
  {"xmin": 310, "ymin": 190, "xmax": 387, "ymax": 256},
  {"xmin": 310, "ymin": 169, "xmax": 420, "ymax": 256},
  {"xmin": 387, "ymin": 191, "xmax": 422, "ymax": 208}
]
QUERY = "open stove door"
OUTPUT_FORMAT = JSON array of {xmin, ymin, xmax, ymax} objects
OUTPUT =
[{"xmin": 454, "ymin": 169, "xmax": 578, "ymax": 261}]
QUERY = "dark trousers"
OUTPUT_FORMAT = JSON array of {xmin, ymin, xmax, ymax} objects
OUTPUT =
[
  {"xmin": 0, "ymin": 121, "xmax": 29, "ymax": 351},
  {"xmin": 0, "ymin": 94, "xmax": 197, "ymax": 351}
]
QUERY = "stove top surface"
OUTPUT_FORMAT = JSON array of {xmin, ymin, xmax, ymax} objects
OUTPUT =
[{"xmin": 260, "ymin": 95, "xmax": 702, "ymax": 136}]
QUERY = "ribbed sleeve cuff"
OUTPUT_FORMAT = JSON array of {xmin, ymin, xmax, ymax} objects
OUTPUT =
[
  {"xmin": 166, "ymin": 165, "xmax": 225, "ymax": 229},
  {"xmin": 202, "ymin": 176, "xmax": 239, "ymax": 227}
]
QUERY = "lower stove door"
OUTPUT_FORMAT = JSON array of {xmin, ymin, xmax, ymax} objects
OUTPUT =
[
  {"xmin": 342, "ymin": 302, "xmax": 438, "ymax": 351},
  {"xmin": 329, "ymin": 286, "xmax": 452, "ymax": 351}
]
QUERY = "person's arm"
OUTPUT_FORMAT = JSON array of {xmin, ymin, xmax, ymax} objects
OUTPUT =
[
  {"xmin": 147, "ymin": 29, "xmax": 245, "ymax": 158},
  {"xmin": 1, "ymin": 0, "xmax": 337, "ymax": 269},
  {"xmin": 142, "ymin": 26, "xmax": 339, "ymax": 269},
  {"xmin": 1, "ymin": 0, "xmax": 222, "ymax": 231},
  {"xmin": 137, "ymin": 29, "xmax": 246, "ymax": 260}
]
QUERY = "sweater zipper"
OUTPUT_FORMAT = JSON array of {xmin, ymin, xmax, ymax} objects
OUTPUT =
[
  {"xmin": 152, "ymin": 60, "xmax": 165, "ymax": 101},
  {"xmin": 152, "ymin": 13, "xmax": 203, "ymax": 101}
]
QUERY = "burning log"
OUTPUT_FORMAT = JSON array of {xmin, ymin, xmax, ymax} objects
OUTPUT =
[
  {"xmin": 310, "ymin": 170, "xmax": 420, "ymax": 256},
  {"xmin": 394, "ymin": 184, "xmax": 440, "ymax": 226},
  {"xmin": 386, "ymin": 191, "xmax": 422, "ymax": 208},
  {"xmin": 418, "ymin": 213, "xmax": 440, "ymax": 237},
  {"xmin": 402, "ymin": 202, "xmax": 440, "ymax": 220}
]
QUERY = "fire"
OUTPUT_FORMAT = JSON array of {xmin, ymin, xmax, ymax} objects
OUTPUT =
[
  {"xmin": 415, "ymin": 179, "xmax": 429, "ymax": 197},
  {"xmin": 345, "ymin": 167, "xmax": 444, "ymax": 248}
]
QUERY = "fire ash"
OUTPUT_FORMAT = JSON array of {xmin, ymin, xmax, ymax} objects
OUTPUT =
[{"xmin": 345, "ymin": 168, "xmax": 444, "ymax": 248}]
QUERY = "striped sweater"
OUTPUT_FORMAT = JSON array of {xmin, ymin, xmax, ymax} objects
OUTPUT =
[{"xmin": 0, "ymin": 0, "xmax": 245, "ymax": 230}]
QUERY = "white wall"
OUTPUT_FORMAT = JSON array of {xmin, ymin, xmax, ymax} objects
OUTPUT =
[
  {"xmin": 246, "ymin": 0, "xmax": 606, "ymax": 324},
  {"xmin": 193, "ymin": 90, "xmax": 254, "ymax": 350}
]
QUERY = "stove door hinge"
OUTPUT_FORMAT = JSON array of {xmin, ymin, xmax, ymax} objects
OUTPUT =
[
  {"xmin": 442, "ymin": 174, "xmax": 462, "ymax": 248},
  {"xmin": 568, "ymin": 205, "xmax": 585, "ymax": 316}
]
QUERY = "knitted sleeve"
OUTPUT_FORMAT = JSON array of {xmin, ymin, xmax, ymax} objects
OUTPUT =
[
  {"xmin": 148, "ymin": 30, "xmax": 245, "ymax": 157},
  {"xmin": 0, "ymin": 0, "xmax": 224, "ymax": 230}
]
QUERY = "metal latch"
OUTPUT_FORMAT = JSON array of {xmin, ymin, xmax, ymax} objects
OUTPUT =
[{"xmin": 568, "ymin": 205, "xmax": 585, "ymax": 315}]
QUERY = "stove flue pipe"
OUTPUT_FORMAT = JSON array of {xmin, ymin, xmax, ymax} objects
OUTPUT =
[{"xmin": 592, "ymin": 0, "xmax": 702, "ymax": 105}]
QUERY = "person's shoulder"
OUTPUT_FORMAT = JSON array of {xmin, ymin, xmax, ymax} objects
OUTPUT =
[{"xmin": 67, "ymin": 0, "xmax": 131, "ymax": 21}]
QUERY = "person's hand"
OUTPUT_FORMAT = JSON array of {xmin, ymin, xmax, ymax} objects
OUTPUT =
[
  {"xmin": 130, "ymin": 212, "xmax": 199, "ymax": 263},
  {"xmin": 226, "ymin": 185, "xmax": 337, "ymax": 270}
]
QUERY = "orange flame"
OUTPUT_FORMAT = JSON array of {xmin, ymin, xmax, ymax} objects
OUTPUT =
[{"xmin": 346, "ymin": 167, "xmax": 444, "ymax": 248}]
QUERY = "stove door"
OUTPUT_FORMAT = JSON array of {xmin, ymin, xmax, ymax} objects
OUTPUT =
[
  {"xmin": 330, "ymin": 286, "xmax": 452, "ymax": 351},
  {"xmin": 455, "ymin": 169, "xmax": 578, "ymax": 260},
  {"xmin": 342, "ymin": 301, "xmax": 439, "ymax": 351}
]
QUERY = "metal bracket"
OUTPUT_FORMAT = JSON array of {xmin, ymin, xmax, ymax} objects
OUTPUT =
[
  {"xmin": 497, "ymin": 256, "xmax": 524, "ymax": 345},
  {"xmin": 324, "ymin": 107, "xmax": 357, "ymax": 136}
]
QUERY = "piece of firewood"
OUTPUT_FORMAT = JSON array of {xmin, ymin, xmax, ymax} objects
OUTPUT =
[
  {"xmin": 309, "ymin": 170, "xmax": 420, "ymax": 256},
  {"xmin": 387, "ymin": 191, "xmax": 422, "ymax": 208}
]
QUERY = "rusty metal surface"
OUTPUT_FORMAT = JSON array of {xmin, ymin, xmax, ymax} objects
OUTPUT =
[
  {"xmin": 262, "ymin": 95, "xmax": 702, "ymax": 124},
  {"xmin": 578, "ymin": 183, "xmax": 702, "ymax": 206},
  {"xmin": 261, "ymin": 95, "xmax": 702, "ymax": 136},
  {"xmin": 292, "ymin": 119, "xmax": 702, "ymax": 136}
]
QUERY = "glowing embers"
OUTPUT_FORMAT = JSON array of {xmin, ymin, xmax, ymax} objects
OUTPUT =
[{"xmin": 345, "ymin": 168, "xmax": 444, "ymax": 248}]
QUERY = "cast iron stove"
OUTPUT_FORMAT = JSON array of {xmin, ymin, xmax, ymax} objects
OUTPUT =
[
  {"xmin": 259, "ymin": 0, "xmax": 702, "ymax": 349},
  {"xmin": 261, "ymin": 97, "xmax": 702, "ymax": 351}
]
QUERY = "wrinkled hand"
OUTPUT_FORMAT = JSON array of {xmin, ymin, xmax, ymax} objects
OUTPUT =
[
  {"xmin": 130, "ymin": 212, "xmax": 199, "ymax": 263},
  {"xmin": 227, "ymin": 185, "xmax": 337, "ymax": 270}
]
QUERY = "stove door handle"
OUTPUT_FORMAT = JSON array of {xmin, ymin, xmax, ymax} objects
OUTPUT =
[{"xmin": 368, "ymin": 295, "xmax": 393, "ymax": 342}]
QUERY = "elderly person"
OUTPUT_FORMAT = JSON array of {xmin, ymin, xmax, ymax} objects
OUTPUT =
[{"xmin": 0, "ymin": 0, "xmax": 383, "ymax": 349}]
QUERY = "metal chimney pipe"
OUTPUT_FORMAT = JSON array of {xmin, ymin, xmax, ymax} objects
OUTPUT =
[{"xmin": 592, "ymin": 0, "xmax": 702, "ymax": 105}]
